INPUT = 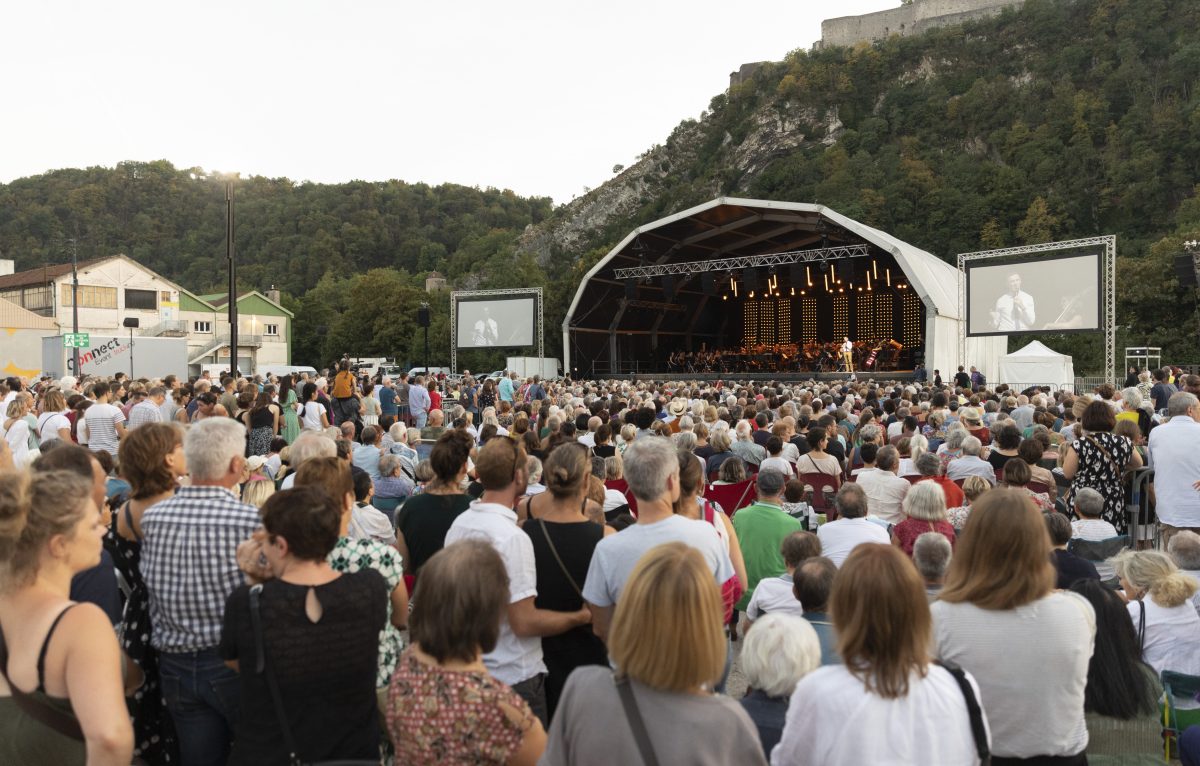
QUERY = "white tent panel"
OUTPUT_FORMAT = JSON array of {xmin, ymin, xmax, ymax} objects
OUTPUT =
[{"xmin": 997, "ymin": 341, "xmax": 1075, "ymax": 391}]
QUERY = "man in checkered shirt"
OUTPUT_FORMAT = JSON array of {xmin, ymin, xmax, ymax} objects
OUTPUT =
[{"xmin": 141, "ymin": 417, "xmax": 260, "ymax": 766}]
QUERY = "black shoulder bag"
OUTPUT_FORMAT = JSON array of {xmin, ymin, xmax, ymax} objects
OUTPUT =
[
  {"xmin": 248, "ymin": 585, "xmax": 377, "ymax": 766},
  {"xmin": 614, "ymin": 674, "xmax": 660, "ymax": 766},
  {"xmin": 938, "ymin": 661, "xmax": 991, "ymax": 765}
]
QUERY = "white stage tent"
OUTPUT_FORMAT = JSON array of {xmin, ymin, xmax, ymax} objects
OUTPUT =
[
  {"xmin": 997, "ymin": 340, "xmax": 1076, "ymax": 392},
  {"xmin": 562, "ymin": 197, "xmax": 1007, "ymax": 378}
]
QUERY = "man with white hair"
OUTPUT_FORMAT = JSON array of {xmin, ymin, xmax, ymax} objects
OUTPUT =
[
  {"xmin": 140, "ymin": 417, "xmax": 261, "ymax": 764},
  {"xmin": 1166, "ymin": 531, "xmax": 1200, "ymax": 615},
  {"xmin": 583, "ymin": 437, "xmax": 737, "ymax": 640},
  {"xmin": 1010, "ymin": 395, "xmax": 1035, "ymax": 430},
  {"xmin": 913, "ymin": 532, "xmax": 952, "ymax": 601},
  {"xmin": 732, "ymin": 420, "xmax": 767, "ymax": 466},
  {"xmin": 1148, "ymin": 391, "xmax": 1200, "ymax": 547},
  {"xmin": 946, "ymin": 436, "xmax": 997, "ymax": 485},
  {"xmin": 280, "ymin": 431, "xmax": 338, "ymax": 488},
  {"xmin": 853, "ymin": 445, "xmax": 910, "ymax": 524}
]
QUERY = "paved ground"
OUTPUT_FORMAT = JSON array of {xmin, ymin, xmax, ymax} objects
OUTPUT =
[{"xmin": 723, "ymin": 633, "xmax": 749, "ymax": 698}]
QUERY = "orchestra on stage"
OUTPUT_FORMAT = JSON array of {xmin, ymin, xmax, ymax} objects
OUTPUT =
[{"xmin": 666, "ymin": 338, "xmax": 906, "ymax": 375}]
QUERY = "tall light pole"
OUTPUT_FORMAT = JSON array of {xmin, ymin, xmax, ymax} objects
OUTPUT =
[
  {"xmin": 67, "ymin": 238, "xmax": 80, "ymax": 375},
  {"xmin": 226, "ymin": 179, "xmax": 238, "ymax": 377}
]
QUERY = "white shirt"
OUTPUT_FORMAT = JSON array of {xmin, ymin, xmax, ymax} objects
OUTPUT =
[
  {"xmin": 301, "ymin": 401, "xmax": 325, "ymax": 431},
  {"xmin": 771, "ymin": 664, "xmax": 987, "ymax": 766},
  {"xmin": 817, "ymin": 517, "xmax": 891, "ymax": 568},
  {"xmin": 746, "ymin": 574, "xmax": 804, "ymax": 622},
  {"xmin": 932, "ymin": 593, "xmax": 1095, "ymax": 759},
  {"xmin": 444, "ymin": 501, "xmax": 545, "ymax": 686},
  {"xmin": 36, "ymin": 410, "xmax": 71, "ymax": 445},
  {"xmin": 993, "ymin": 290, "xmax": 1036, "ymax": 330},
  {"xmin": 1070, "ymin": 518, "xmax": 1119, "ymax": 580},
  {"xmin": 946, "ymin": 455, "xmax": 997, "ymax": 486},
  {"xmin": 1147, "ymin": 416, "xmax": 1200, "ymax": 528},
  {"xmin": 1127, "ymin": 598, "xmax": 1200, "ymax": 682},
  {"xmin": 853, "ymin": 468, "xmax": 911, "ymax": 524},
  {"xmin": 577, "ymin": 432, "xmax": 596, "ymax": 448},
  {"xmin": 760, "ymin": 456, "xmax": 794, "ymax": 478}
]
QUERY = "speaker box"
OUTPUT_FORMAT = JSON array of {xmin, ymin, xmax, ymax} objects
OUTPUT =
[
  {"xmin": 417, "ymin": 306, "xmax": 431, "ymax": 327},
  {"xmin": 122, "ymin": 317, "xmax": 140, "ymax": 328},
  {"xmin": 1174, "ymin": 254, "xmax": 1198, "ymax": 287},
  {"xmin": 662, "ymin": 275, "xmax": 676, "ymax": 302},
  {"xmin": 742, "ymin": 268, "xmax": 759, "ymax": 293},
  {"xmin": 624, "ymin": 280, "xmax": 636, "ymax": 301},
  {"xmin": 701, "ymin": 272, "xmax": 716, "ymax": 296}
]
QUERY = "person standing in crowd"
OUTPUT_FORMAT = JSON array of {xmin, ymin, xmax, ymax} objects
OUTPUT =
[
  {"xmin": 409, "ymin": 376, "xmax": 431, "ymax": 430},
  {"xmin": 219, "ymin": 488, "xmax": 387, "ymax": 765},
  {"xmin": 1149, "ymin": 368, "xmax": 1177, "ymax": 414},
  {"xmin": 293, "ymin": 457, "xmax": 408, "ymax": 688},
  {"xmin": 0, "ymin": 471, "xmax": 135, "ymax": 765},
  {"xmin": 773, "ymin": 544, "xmax": 988, "ymax": 765},
  {"xmin": 81, "ymin": 381, "xmax": 126, "ymax": 455},
  {"xmin": 299, "ymin": 381, "xmax": 329, "ymax": 433},
  {"xmin": 583, "ymin": 437, "xmax": 738, "ymax": 640},
  {"xmin": 141, "ymin": 418, "xmax": 261, "ymax": 766},
  {"xmin": 520, "ymin": 443, "xmax": 611, "ymax": 720},
  {"xmin": 241, "ymin": 389, "xmax": 279, "ymax": 456},
  {"xmin": 36, "ymin": 388, "xmax": 73, "ymax": 447},
  {"xmin": 377, "ymin": 376, "xmax": 398, "ymax": 424},
  {"xmin": 387, "ymin": 540, "xmax": 546, "ymax": 765},
  {"xmin": 395, "ymin": 430, "xmax": 474, "ymax": 575},
  {"xmin": 1148, "ymin": 392, "xmax": 1200, "ymax": 547},
  {"xmin": 277, "ymin": 374, "xmax": 302, "ymax": 445},
  {"xmin": 329, "ymin": 360, "xmax": 360, "ymax": 427},
  {"xmin": 1063, "ymin": 400, "xmax": 1142, "ymax": 534},
  {"xmin": 445, "ymin": 437, "xmax": 591, "ymax": 725},
  {"xmin": 2, "ymin": 396, "xmax": 35, "ymax": 467},
  {"xmin": 543, "ymin": 543, "xmax": 767, "ymax": 766},
  {"xmin": 110, "ymin": 422, "xmax": 188, "ymax": 765},
  {"xmin": 126, "ymin": 386, "xmax": 165, "ymax": 430},
  {"xmin": 932, "ymin": 488, "xmax": 1095, "ymax": 764}
]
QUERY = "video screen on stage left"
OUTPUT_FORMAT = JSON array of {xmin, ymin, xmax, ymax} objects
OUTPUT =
[
  {"xmin": 966, "ymin": 252, "xmax": 1101, "ymax": 337},
  {"xmin": 455, "ymin": 298, "xmax": 535, "ymax": 348}
]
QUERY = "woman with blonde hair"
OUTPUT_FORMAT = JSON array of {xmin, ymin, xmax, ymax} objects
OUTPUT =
[
  {"xmin": 0, "ymin": 471, "xmax": 134, "ymax": 764},
  {"xmin": 946, "ymin": 475, "xmax": 990, "ymax": 530},
  {"xmin": 617, "ymin": 422, "xmax": 637, "ymax": 456},
  {"xmin": 541, "ymin": 542, "xmax": 765, "ymax": 765},
  {"xmin": 1111, "ymin": 550, "xmax": 1200, "ymax": 681},
  {"xmin": 932, "ymin": 488, "xmax": 1095, "ymax": 763},
  {"xmin": 36, "ymin": 388, "xmax": 73, "ymax": 446},
  {"xmin": 773, "ymin": 544, "xmax": 987, "ymax": 765},
  {"xmin": 1, "ymin": 396, "xmax": 35, "ymax": 467}
]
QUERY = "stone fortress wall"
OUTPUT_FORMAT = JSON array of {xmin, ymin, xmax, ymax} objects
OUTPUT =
[{"xmin": 819, "ymin": 0, "xmax": 1025, "ymax": 49}]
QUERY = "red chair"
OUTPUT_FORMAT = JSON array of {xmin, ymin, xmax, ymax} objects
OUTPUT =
[
  {"xmin": 904, "ymin": 475, "xmax": 922, "ymax": 485},
  {"xmin": 952, "ymin": 477, "xmax": 967, "ymax": 488},
  {"xmin": 1027, "ymin": 480, "xmax": 1052, "ymax": 496},
  {"xmin": 798, "ymin": 472, "xmax": 841, "ymax": 521},
  {"xmin": 704, "ymin": 479, "xmax": 756, "ymax": 516}
]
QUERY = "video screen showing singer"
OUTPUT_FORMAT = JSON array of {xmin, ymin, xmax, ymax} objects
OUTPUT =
[{"xmin": 990, "ymin": 272, "xmax": 1036, "ymax": 331}]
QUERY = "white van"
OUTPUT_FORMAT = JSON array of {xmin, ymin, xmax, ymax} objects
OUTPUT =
[{"xmin": 407, "ymin": 367, "xmax": 451, "ymax": 379}]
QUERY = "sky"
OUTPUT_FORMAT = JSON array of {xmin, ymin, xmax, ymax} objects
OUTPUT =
[{"xmin": 1, "ymin": 1, "xmax": 897, "ymax": 205}]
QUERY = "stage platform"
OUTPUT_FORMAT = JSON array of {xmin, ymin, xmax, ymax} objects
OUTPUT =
[{"xmin": 608, "ymin": 370, "xmax": 920, "ymax": 385}]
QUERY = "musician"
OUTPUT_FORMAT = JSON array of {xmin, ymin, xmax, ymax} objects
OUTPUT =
[
  {"xmin": 1043, "ymin": 294, "xmax": 1087, "ymax": 330},
  {"xmin": 990, "ymin": 272, "xmax": 1036, "ymax": 331},
  {"xmin": 841, "ymin": 337, "xmax": 854, "ymax": 373}
]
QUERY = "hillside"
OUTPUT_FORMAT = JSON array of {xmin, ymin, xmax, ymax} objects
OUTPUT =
[
  {"xmin": 522, "ymin": 0, "xmax": 1200, "ymax": 369},
  {"xmin": 3, "ymin": 0, "xmax": 1200, "ymax": 370}
]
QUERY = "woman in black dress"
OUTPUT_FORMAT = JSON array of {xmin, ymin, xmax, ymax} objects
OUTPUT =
[
  {"xmin": 521, "ymin": 442, "xmax": 612, "ymax": 719},
  {"xmin": 109, "ymin": 422, "xmax": 188, "ymax": 764},
  {"xmin": 242, "ymin": 389, "xmax": 280, "ymax": 456},
  {"xmin": 220, "ymin": 487, "xmax": 387, "ymax": 765},
  {"xmin": 1063, "ymin": 400, "xmax": 1143, "ymax": 533}
]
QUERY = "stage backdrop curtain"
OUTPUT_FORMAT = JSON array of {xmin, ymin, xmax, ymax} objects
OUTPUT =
[{"xmin": 997, "ymin": 341, "xmax": 1075, "ymax": 392}]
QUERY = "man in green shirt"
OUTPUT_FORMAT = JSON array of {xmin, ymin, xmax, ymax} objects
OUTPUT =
[{"xmin": 731, "ymin": 468, "xmax": 803, "ymax": 613}]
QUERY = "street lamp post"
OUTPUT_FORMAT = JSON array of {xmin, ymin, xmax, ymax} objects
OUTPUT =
[
  {"xmin": 67, "ymin": 238, "xmax": 80, "ymax": 375},
  {"xmin": 226, "ymin": 179, "xmax": 238, "ymax": 377}
]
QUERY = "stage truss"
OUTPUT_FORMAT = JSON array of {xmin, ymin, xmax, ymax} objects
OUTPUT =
[
  {"xmin": 957, "ymin": 236, "xmax": 1117, "ymax": 382},
  {"xmin": 449, "ymin": 287, "xmax": 543, "ymax": 375},
  {"xmin": 613, "ymin": 243, "xmax": 871, "ymax": 280}
]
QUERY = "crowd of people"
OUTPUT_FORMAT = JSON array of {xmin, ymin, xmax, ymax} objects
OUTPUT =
[{"xmin": 1, "ymin": 362, "xmax": 1200, "ymax": 765}]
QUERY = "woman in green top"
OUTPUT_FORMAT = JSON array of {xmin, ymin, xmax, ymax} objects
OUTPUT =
[
  {"xmin": 278, "ymin": 374, "xmax": 301, "ymax": 445},
  {"xmin": 0, "ymin": 470, "xmax": 134, "ymax": 765}
]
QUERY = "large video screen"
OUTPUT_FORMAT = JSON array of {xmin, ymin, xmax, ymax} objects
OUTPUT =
[
  {"xmin": 966, "ymin": 253, "xmax": 1101, "ymax": 337},
  {"xmin": 456, "ymin": 297, "xmax": 535, "ymax": 348}
]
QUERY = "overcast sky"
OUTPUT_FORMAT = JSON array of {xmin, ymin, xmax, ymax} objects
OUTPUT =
[{"xmin": 2, "ymin": 1, "xmax": 896, "ymax": 205}]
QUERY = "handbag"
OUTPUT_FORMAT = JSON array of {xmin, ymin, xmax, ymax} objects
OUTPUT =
[
  {"xmin": 938, "ymin": 661, "xmax": 991, "ymax": 765},
  {"xmin": 248, "ymin": 585, "xmax": 378, "ymax": 766},
  {"xmin": 614, "ymin": 674, "xmax": 660, "ymax": 766}
]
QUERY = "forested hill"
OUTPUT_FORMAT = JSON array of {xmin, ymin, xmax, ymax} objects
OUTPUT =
[
  {"xmin": 3, "ymin": 0, "xmax": 1200, "ymax": 369},
  {"xmin": 523, "ymin": 0, "xmax": 1200, "ymax": 367}
]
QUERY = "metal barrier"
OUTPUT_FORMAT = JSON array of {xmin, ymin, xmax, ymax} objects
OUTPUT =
[{"xmin": 1126, "ymin": 467, "xmax": 1156, "ymax": 547}]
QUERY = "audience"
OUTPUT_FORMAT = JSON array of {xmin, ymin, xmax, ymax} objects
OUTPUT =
[{"xmin": 816, "ymin": 483, "xmax": 889, "ymax": 567}]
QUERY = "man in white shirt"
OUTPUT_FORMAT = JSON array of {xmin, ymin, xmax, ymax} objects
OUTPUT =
[
  {"xmin": 1069, "ymin": 488, "xmax": 1119, "ymax": 581},
  {"xmin": 991, "ymin": 272, "xmax": 1036, "ymax": 330},
  {"xmin": 1147, "ymin": 392, "xmax": 1200, "ymax": 547},
  {"xmin": 583, "ymin": 437, "xmax": 737, "ymax": 640},
  {"xmin": 82, "ymin": 381, "xmax": 126, "ymax": 455},
  {"xmin": 817, "ymin": 483, "xmax": 890, "ymax": 567},
  {"xmin": 577, "ymin": 416, "xmax": 601, "ymax": 448},
  {"xmin": 853, "ymin": 445, "xmax": 910, "ymax": 525},
  {"xmin": 128, "ymin": 386, "xmax": 166, "ymax": 430},
  {"xmin": 946, "ymin": 436, "xmax": 997, "ymax": 486},
  {"xmin": 445, "ymin": 438, "xmax": 590, "ymax": 724}
]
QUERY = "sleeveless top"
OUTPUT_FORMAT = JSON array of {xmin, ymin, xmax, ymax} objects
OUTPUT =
[{"xmin": 0, "ymin": 606, "xmax": 86, "ymax": 765}]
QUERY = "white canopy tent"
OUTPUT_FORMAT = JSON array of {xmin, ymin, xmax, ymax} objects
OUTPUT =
[{"xmin": 997, "ymin": 340, "xmax": 1075, "ymax": 392}]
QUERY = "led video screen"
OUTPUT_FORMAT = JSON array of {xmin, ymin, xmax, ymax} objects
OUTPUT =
[
  {"xmin": 966, "ymin": 253, "xmax": 1100, "ymax": 337},
  {"xmin": 455, "ymin": 297, "xmax": 535, "ymax": 347}
]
